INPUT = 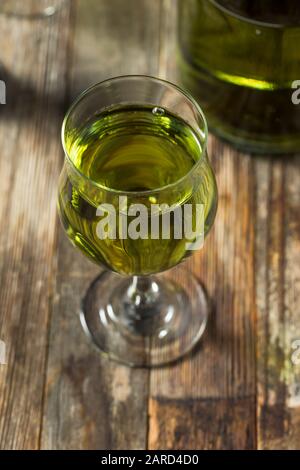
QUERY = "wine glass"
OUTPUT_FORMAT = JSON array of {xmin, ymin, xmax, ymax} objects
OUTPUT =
[{"xmin": 58, "ymin": 75, "xmax": 218, "ymax": 367}]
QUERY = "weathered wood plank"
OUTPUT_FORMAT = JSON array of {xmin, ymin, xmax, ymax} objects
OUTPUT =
[
  {"xmin": 0, "ymin": 3, "xmax": 72, "ymax": 449},
  {"xmin": 148, "ymin": 138, "xmax": 256, "ymax": 449},
  {"xmin": 1, "ymin": 0, "xmax": 299, "ymax": 451},
  {"xmin": 69, "ymin": 0, "xmax": 161, "ymax": 99},
  {"xmin": 42, "ymin": 275, "xmax": 149, "ymax": 449},
  {"xmin": 255, "ymin": 155, "xmax": 300, "ymax": 449},
  {"xmin": 41, "ymin": 0, "xmax": 162, "ymax": 450},
  {"xmin": 149, "ymin": 397, "xmax": 256, "ymax": 450},
  {"xmin": 148, "ymin": 0, "xmax": 256, "ymax": 449}
]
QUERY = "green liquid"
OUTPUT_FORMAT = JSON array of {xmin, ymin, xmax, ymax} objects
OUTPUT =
[
  {"xmin": 178, "ymin": 0, "xmax": 300, "ymax": 153},
  {"xmin": 58, "ymin": 105, "xmax": 217, "ymax": 275}
]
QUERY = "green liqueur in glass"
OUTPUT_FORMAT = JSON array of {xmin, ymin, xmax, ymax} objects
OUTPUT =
[
  {"xmin": 58, "ymin": 105, "xmax": 217, "ymax": 275},
  {"xmin": 178, "ymin": 0, "xmax": 300, "ymax": 153}
]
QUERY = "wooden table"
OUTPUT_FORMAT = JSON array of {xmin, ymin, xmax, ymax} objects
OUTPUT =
[{"xmin": 0, "ymin": 0, "xmax": 299, "ymax": 450}]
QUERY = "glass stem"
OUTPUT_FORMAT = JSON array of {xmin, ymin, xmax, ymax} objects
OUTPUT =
[
  {"xmin": 127, "ymin": 275, "xmax": 152, "ymax": 296},
  {"xmin": 124, "ymin": 276, "xmax": 162, "ymax": 333}
]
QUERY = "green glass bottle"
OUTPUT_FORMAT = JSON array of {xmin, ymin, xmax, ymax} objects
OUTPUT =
[{"xmin": 178, "ymin": 0, "xmax": 300, "ymax": 153}]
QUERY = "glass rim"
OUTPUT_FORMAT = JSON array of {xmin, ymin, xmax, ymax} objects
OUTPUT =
[
  {"xmin": 209, "ymin": 0, "xmax": 294, "ymax": 29},
  {"xmin": 61, "ymin": 74, "xmax": 208, "ymax": 197}
]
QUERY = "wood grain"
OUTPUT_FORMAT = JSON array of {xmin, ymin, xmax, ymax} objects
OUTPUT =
[
  {"xmin": 255, "ymin": 155, "xmax": 300, "ymax": 449},
  {"xmin": 40, "ymin": 0, "xmax": 162, "ymax": 450},
  {"xmin": 148, "ymin": 0, "xmax": 256, "ymax": 449},
  {"xmin": 149, "ymin": 397, "xmax": 256, "ymax": 450},
  {"xmin": 0, "ymin": 2, "xmax": 72, "ymax": 449},
  {"xmin": 0, "ymin": 0, "xmax": 299, "ymax": 450},
  {"xmin": 148, "ymin": 140, "xmax": 257, "ymax": 449}
]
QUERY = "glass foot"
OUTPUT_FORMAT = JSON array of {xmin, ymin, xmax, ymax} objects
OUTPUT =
[{"xmin": 80, "ymin": 266, "xmax": 209, "ymax": 367}]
